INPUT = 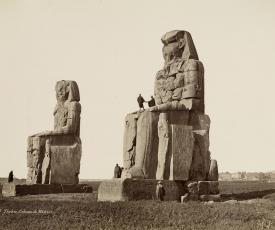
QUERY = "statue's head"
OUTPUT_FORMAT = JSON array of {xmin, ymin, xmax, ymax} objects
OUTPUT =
[
  {"xmin": 55, "ymin": 80, "xmax": 80, "ymax": 103},
  {"xmin": 161, "ymin": 30, "xmax": 199, "ymax": 65},
  {"xmin": 55, "ymin": 81, "xmax": 68, "ymax": 103}
]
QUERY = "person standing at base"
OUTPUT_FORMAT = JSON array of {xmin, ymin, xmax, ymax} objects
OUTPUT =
[
  {"xmin": 114, "ymin": 164, "xmax": 121, "ymax": 178},
  {"xmin": 8, "ymin": 170, "xmax": 14, "ymax": 183},
  {"xmin": 119, "ymin": 167, "xmax": 123, "ymax": 178},
  {"xmin": 137, "ymin": 94, "xmax": 146, "ymax": 111},
  {"xmin": 156, "ymin": 180, "xmax": 165, "ymax": 201}
]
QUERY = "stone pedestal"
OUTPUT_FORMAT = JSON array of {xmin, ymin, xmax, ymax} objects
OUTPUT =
[
  {"xmin": 98, "ymin": 178, "xmax": 186, "ymax": 202},
  {"xmin": 1, "ymin": 183, "xmax": 92, "ymax": 197},
  {"xmin": 98, "ymin": 179, "xmax": 220, "ymax": 202}
]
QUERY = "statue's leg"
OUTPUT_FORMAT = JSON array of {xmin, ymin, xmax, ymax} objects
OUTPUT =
[
  {"xmin": 156, "ymin": 112, "xmax": 170, "ymax": 180},
  {"xmin": 41, "ymin": 139, "xmax": 51, "ymax": 184},
  {"xmin": 26, "ymin": 136, "xmax": 45, "ymax": 184}
]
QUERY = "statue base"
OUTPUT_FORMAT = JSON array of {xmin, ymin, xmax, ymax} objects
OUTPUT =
[
  {"xmin": 98, "ymin": 178, "xmax": 186, "ymax": 202},
  {"xmin": 1, "ymin": 183, "xmax": 92, "ymax": 197},
  {"xmin": 97, "ymin": 179, "xmax": 220, "ymax": 202}
]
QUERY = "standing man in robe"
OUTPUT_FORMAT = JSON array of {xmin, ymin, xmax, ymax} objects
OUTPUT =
[
  {"xmin": 156, "ymin": 180, "xmax": 165, "ymax": 201},
  {"xmin": 137, "ymin": 94, "xmax": 146, "ymax": 111},
  {"xmin": 114, "ymin": 164, "xmax": 121, "ymax": 178},
  {"xmin": 147, "ymin": 96, "xmax": 156, "ymax": 107},
  {"xmin": 8, "ymin": 170, "xmax": 13, "ymax": 183}
]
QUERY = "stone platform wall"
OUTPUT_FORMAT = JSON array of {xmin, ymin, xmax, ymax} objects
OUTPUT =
[
  {"xmin": 98, "ymin": 179, "xmax": 186, "ymax": 202},
  {"xmin": 2, "ymin": 183, "xmax": 92, "ymax": 197}
]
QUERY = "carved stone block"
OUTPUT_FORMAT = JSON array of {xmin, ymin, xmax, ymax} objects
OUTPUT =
[
  {"xmin": 189, "ymin": 130, "xmax": 210, "ymax": 181},
  {"xmin": 170, "ymin": 125, "xmax": 194, "ymax": 180},
  {"xmin": 123, "ymin": 111, "xmax": 159, "ymax": 179},
  {"xmin": 50, "ymin": 138, "xmax": 81, "ymax": 184},
  {"xmin": 98, "ymin": 179, "xmax": 185, "ymax": 202}
]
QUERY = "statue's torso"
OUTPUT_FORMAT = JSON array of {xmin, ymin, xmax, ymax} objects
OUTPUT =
[{"xmin": 54, "ymin": 104, "xmax": 68, "ymax": 130}]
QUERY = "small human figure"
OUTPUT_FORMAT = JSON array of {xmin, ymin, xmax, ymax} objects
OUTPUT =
[
  {"xmin": 156, "ymin": 180, "xmax": 165, "ymax": 201},
  {"xmin": 8, "ymin": 170, "xmax": 14, "ymax": 183},
  {"xmin": 147, "ymin": 96, "xmax": 156, "ymax": 107},
  {"xmin": 137, "ymin": 94, "xmax": 146, "ymax": 111},
  {"xmin": 114, "ymin": 164, "xmax": 121, "ymax": 178},
  {"xmin": 119, "ymin": 167, "xmax": 123, "ymax": 178}
]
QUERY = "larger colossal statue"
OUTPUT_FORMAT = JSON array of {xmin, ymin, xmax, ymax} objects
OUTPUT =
[
  {"xmin": 26, "ymin": 80, "xmax": 82, "ymax": 184},
  {"xmin": 97, "ymin": 30, "xmax": 220, "ymax": 202},
  {"xmin": 122, "ymin": 30, "xmax": 215, "ymax": 182},
  {"xmin": 98, "ymin": 30, "xmax": 220, "ymax": 201}
]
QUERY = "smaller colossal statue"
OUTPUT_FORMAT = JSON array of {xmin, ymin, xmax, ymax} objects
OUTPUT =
[{"xmin": 27, "ymin": 80, "xmax": 82, "ymax": 184}]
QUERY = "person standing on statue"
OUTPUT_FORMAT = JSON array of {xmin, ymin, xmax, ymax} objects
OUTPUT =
[
  {"xmin": 156, "ymin": 181, "xmax": 165, "ymax": 201},
  {"xmin": 147, "ymin": 96, "xmax": 156, "ymax": 107},
  {"xmin": 8, "ymin": 170, "xmax": 14, "ymax": 183},
  {"xmin": 137, "ymin": 94, "xmax": 146, "ymax": 111}
]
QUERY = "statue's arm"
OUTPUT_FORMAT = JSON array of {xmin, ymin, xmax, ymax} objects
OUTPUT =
[
  {"xmin": 33, "ymin": 102, "xmax": 81, "ymax": 137},
  {"xmin": 62, "ymin": 102, "xmax": 81, "ymax": 134}
]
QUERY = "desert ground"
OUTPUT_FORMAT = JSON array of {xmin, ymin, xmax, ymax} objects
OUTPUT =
[{"xmin": 0, "ymin": 181, "xmax": 275, "ymax": 230}]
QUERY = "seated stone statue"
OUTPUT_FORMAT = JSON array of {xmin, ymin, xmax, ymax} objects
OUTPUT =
[
  {"xmin": 122, "ymin": 31, "xmax": 214, "ymax": 182},
  {"xmin": 27, "ymin": 80, "xmax": 82, "ymax": 184}
]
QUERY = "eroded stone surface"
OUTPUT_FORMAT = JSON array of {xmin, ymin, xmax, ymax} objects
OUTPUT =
[
  {"xmin": 189, "ymin": 130, "xmax": 210, "ymax": 181},
  {"xmin": 170, "ymin": 125, "xmax": 194, "ymax": 180},
  {"xmin": 50, "ymin": 140, "xmax": 81, "ymax": 184},
  {"xmin": 123, "ymin": 113, "xmax": 138, "ymax": 169},
  {"xmin": 156, "ymin": 113, "xmax": 170, "ymax": 180},
  {"xmin": 123, "ymin": 111, "xmax": 159, "ymax": 179}
]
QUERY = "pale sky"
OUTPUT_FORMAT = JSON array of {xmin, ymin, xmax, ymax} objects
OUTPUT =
[{"xmin": 0, "ymin": 0, "xmax": 275, "ymax": 179}]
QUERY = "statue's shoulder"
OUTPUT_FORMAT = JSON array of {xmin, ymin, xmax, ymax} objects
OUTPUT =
[
  {"xmin": 179, "ymin": 59, "xmax": 203, "ymax": 72},
  {"xmin": 68, "ymin": 101, "xmax": 81, "ymax": 113}
]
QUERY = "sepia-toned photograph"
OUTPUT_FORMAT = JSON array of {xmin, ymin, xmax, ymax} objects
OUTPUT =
[{"xmin": 0, "ymin": 0, "xmax": 275, "ymax": 229}]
